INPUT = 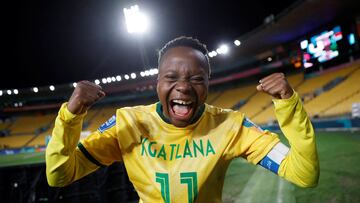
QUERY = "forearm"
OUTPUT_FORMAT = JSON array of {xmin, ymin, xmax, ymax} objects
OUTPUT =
[
  {"xmin": 275, "ymin": 92, "xmax": 319, "ymax": 187},
  {"xmin": 46, "ymin": 103, "xmax": 98, "ymax": 187}
]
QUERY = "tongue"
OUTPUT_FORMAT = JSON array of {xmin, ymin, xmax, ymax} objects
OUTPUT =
[{"xmin": 172, "ymin": 104, "xmax": 190, "ymax": 116}]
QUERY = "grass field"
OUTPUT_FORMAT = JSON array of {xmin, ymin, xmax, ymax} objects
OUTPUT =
[
  {"xmin": 222, "ymin": 131, "xmax": 360, "ymax": 203},
  {"xmin": 0, "ymin": 131, "xmax": 359, "ymax": 202}
]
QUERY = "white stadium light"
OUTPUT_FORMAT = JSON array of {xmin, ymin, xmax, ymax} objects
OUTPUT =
[
  {"xmin": 123, "ymin": 5, "xmax": 149, "ymax": 34},
  {"xmin": 49, "ymin": 85, "xmax": 55, "ymax": 91},
  {"xmin": 0, "ymin": 90, "xmax": 2, "ymax": 96},
  {"xmin": 145, "ymin": 70, "xmax": 150, "ymax": 76},
  {"xmin": 102, "ymin": 78, "xmax": 107, "ymax": 84},
  {"xmin": 124, "ymin": 74, "xmax": 130, "ymax": 80},
  {"xmin": 106, "ymin": 77, "xmax": 112, "ymax": 83},
  {"xmin": 111, "ymin": 77, "xmax": 116, "ymax": 82},
  {"xmin": 209, "ymin": 51, "xmax": 217, "ymax": 57},
  {"xmin": 131, "ymin": 73, "xmax": 137, "ymax": 79},
  {"xmin": 73, "ymin": 82, "xmax": 77, "ymax": 88},
  {"xmin": 7, "ymin": 90, "xmax": 12, "ymax": 95},
  {"xmin": 234, "ymin": 40, "xmax": 241, "ymax": 46},
  {"xmin": 13, "ymin": 89, "xmax": 19, "ymax": 95},
  {"xmin": 216, "ymin": 44, "xmax": 229, "ymax": 55},
  {"xmin": 116, "ymin": 75, "xmax": 122, "ymax": 81},
  {"xmin": 33, "ymin": 87, "xmax": 38, "ymax": 93},
  {"xmin": 140, "ymin": 71, "xmax": 145, "ymax": 77},
  {"xmin": 94, "ymin": 79, "xmax": 100, "ymax": 85}
]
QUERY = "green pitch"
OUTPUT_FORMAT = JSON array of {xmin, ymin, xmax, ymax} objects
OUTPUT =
[
  {"xmin": 0, "ymin": 131, "xmax": 359, "ymax": 202},
  {"xmin": 0, "ymin": 151, "xmax": 45, "ymax": 168},
  {"xmin": 222, "ymin": 131, "xmax": 360, "ymax": 203}
]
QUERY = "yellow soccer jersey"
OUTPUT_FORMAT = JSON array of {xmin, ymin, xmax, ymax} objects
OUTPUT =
[
  {"xmin": 80, "ymin": 102, "xmax": 279, "ymax": 203},
  {"xmin": 46, "ymin": 91, "xmax": 319, "ymax": 202}
]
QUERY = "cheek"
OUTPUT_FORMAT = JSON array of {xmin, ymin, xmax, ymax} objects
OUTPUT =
[
  {"xmin": 157, "ymin": 82, "xmax": 171, "ymax": 102},
  {"xmin": 195, "ymin": 85, "xmax": 208, "ymax": 103}
]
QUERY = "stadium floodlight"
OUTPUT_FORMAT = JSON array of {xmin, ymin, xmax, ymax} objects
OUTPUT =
[
  {"xmin": 73, "ymin": 82, "xmax": 77, "ymax": 88},
  {"xmin": 116, "ymin": 75, "xmax": 122, "ymax": 81},
  {"xmin": 49, "ymin": 85, "xmax": 55, "ymax": 91},
  {"xmin": 149, "ymin": 68, "xmax": 158, "ymax": 75},
  {"xmin": 111, "ymin": 77, "xmax": 116, "ymax": 82},
  {"xmin": 102, "ymin": 78, "xmax": 107, "ymax": 84},
  {"xmin": 106, "ymin": 77, "xmax": 112, "ymax": 83},
  {"xmin": 144, "ymin": 70, "xmax": 150, "ymax": 76},
  {"xmin": 0, "ymin": 90, "xmax": 2, "ymax": 96},
  {"xmin": 33, "ymin": 87, "xmax": 38, "ymax": 93},
  {"xmin": 123, "ymin": 5, "xmax": 149, "ymax": 34},
  {"xmin": 7, "ymin": 90, "xmax": 12, "ymax": 95},
  {"xmin": 216, "ymin": 44, "xmax": 229, "ymax": 55},
  {"xmin": 140, "ymin": 71, "xmax": 145, "ymax": 77},
  {"xmin": 267, "ymin": 57, "xmax": 272, "ymax": 62},
  {"xmin": 124, "ymin": 74, "xmax": 130, "ymax": 80},
  {"xmin": 94, "ymin": 79, "xmax": 100, "ymax": 85},
  {"xmin": 13, "ymin": 89, "xmax": 19, "ymax": 95},
  {"xmin": 131, "ymin": 73, "xmax": 137, "ymax": 79},
  {"xmin": 234, "ymin": 40, "xmax": 241, "ymax": 46},
  {"xmin": 14, "ymin": 103, "xmax": 18, "ymax": 107},
  {"xmin": 209, "ymin": 51, "xmax": 217, "ymax": 57}
]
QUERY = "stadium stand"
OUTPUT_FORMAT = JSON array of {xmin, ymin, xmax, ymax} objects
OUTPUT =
[
  {"xmin": 322, "ymin": 90, "xmax": 360, "ymax": 117},
  {"xmin": 296, "ymin": 62, "xmax": 359, "ymax": 96},
  {"xmin": 210, "ymin": 84, "xmax": 257, "ymax": 109},
  {"xmin": 0, "ymin": 134, "xmax": 34, "ymax": 148},
  {"xmin": 304, "ymin": 68, "xmax": 360, "ymax": 118},
  {"xmin": 8, "ymin": 114, "xmax": 55, "ymax": 135}
]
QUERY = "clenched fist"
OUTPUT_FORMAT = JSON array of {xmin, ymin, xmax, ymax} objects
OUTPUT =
[
  {"xmin": 256, "ymin": 73, "xmax": 293, "ymax": 99},
  {"xmin": 67, "ymin": 81, "xmax": 106, "ymax": 114}
]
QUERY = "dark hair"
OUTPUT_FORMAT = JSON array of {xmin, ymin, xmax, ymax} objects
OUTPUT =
[{"xmin": 158, "ymin": 36, "xmax": 211, "ymax": 76}]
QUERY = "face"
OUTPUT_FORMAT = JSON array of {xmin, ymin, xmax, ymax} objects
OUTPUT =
[{"xmin": 157, "ymin": 46, "xmax": 209, "ymax": 127}]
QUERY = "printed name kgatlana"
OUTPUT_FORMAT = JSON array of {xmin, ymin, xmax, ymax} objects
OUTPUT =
[{"xmin": 141, "ymin": 137, "xmax": 216, "ymax": 160}]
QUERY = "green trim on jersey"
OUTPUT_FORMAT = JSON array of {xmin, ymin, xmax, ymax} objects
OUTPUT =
[
  {"xmin": 78, "ymin": 142, "xmax": 105, "ymax": 167},
  {"xmin": 156, "ymin": 102, "xmax": 205, "ymax": 125}
]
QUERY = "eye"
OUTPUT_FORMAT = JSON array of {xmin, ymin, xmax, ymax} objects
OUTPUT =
[
  {"xmin": 164, "ymin": 74, "xmax": 178, "ymax": 81},
  {"xmin": 190, "ymin": 76, "xmax": 205, "ymax": 84}
]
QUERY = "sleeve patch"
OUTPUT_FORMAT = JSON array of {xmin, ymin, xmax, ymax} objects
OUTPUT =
[
  {"xmin": 98, "ymin": 115, "xmax": 116, "ymax": 133},
  {"xmin": 242, "ymin": 117, "xmax": 264, "ymax": 132},
  {"xmin": 259, "ymin": 142, "xmax": 289, "ymax": 174}
]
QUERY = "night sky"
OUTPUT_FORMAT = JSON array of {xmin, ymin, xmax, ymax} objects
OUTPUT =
[{"xmin": 3, "ymin": 0, "xmax": 297, "ymax": 89}]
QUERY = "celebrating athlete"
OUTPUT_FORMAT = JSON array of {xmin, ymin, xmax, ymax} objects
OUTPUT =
[{"xmin": 46, "ymin": 36, "xmax": 319, "ymax": 203}]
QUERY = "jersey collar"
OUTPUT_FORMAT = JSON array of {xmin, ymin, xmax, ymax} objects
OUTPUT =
[{"xmin": 156, "ymin": 102, "xmax": 205, "ymax": 125}]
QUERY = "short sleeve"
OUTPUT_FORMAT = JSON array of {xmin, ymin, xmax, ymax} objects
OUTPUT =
[
  {"xmin": 79, "ymin": 116, "xmax": 122, "ymax": 166},
  {"xmin": 225, "ymin": 116, "xmax": 280, "ymax": 164}
]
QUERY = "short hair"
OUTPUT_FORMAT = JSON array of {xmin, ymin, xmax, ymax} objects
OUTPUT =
[{"xmin": 158, "ymin": 36, "xmax": 211, "ymax": 76}]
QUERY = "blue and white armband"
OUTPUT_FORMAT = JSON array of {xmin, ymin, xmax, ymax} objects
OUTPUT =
[{"xmin": 258, "ymin": 142, "xmax": 289, "ymax": 174}]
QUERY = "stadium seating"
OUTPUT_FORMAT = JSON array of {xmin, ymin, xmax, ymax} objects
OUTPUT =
[
  {"xmin": 210, "ymin": 84, "xmax": 257, "ymax": 109},
  {"xmin": 0, "ymin": 134, "xmax": 34, "ymax": 148},
  {"xmin": 9, "ymin": 114, "xmax": 55, "ymax": 135},
  {"xmin": 321, "ymin": 90, "xmax": 360, "ymax": 117},
  {"xmin": 304, "ymin": 68, "xmax": 360, "ymax": 117},
  {"xmin": 296, "ymin": 62, "xmax": 358, "ymax": 96}
]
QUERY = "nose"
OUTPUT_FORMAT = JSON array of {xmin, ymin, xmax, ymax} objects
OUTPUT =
[{"xmin": 175, "ymin": 80, "xmax": 191, "ymax": 93}]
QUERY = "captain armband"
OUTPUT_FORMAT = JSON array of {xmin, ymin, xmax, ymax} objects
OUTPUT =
[{"xmin": 258, "ymin": 142, "xmax": 289, "ymax": 174}]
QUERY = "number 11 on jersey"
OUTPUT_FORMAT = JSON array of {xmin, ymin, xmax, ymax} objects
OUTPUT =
[{"xmin": 156, "ymin": 172, "xmax": 198, "ymax": 203}]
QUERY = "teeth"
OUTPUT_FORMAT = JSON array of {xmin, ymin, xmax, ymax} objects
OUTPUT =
[{"xmin": 172, "ymin": 100, "xmax": 192, "ymax": 105}]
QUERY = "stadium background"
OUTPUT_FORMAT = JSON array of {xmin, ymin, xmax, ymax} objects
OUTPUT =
[{"xmin": 1, "ymin": 0, "xmax": 360, "ymax": 202}]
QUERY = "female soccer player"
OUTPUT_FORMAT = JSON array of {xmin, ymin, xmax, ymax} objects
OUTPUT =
[{"xmin": 46, "ymin": 36, "xmax": 319, "ymax": 203}]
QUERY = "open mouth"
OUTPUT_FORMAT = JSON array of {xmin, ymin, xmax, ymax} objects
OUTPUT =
[{"xmin": 169, "ymin": 99, "xmax": 195, "ymax": 121}]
